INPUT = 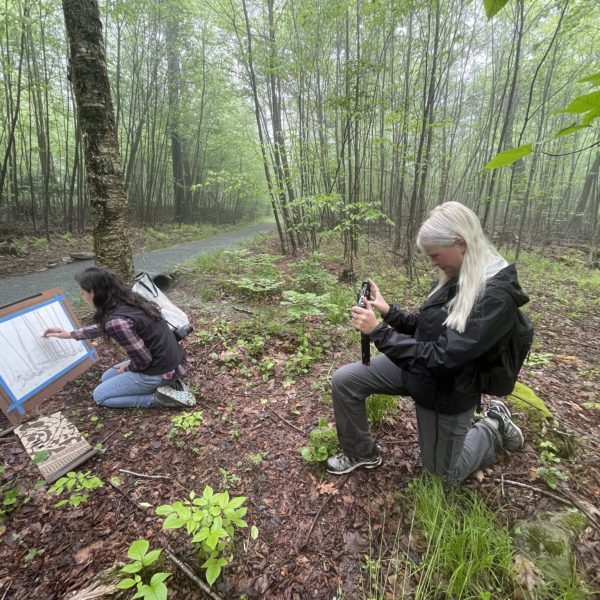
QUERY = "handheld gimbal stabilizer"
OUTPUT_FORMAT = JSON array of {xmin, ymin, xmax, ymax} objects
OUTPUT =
[{"xmin": 356, "ymin": 280, "xmax": 372, "ymax": 366}]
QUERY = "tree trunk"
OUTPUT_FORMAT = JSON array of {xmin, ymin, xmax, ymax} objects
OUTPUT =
[{"xmin": 62, "ymin": 0, "xmax": 133, "ymax": 283}]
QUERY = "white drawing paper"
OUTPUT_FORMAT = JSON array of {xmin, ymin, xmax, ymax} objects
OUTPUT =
[{"xmin": 0, "ymin": 299, "xmax": 89, "ymax": 403}]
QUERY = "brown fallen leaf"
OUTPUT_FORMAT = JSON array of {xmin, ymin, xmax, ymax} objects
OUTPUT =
[
  {"xmin": 512, "ymin": 553, "xmax": 543, "ymax": 599},
  {"xmin": 472, "ymin": 469, "xmax": 484, "ymax": 482},
  {"xmin": 74, "ymin": 541, "xmax": 103, "ymax": 565},
  {"xmin": 316, "ymin": 481, "xmax": 339, "ymax": 496}
]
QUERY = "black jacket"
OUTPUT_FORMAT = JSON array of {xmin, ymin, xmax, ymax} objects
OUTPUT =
[
  {"xmin": 111, "ymin": 304, "xmax": 185, "ymax": 376},
  {"xmin": 369, "ymin": 264, "xmax": 529, "ymax": 414}
]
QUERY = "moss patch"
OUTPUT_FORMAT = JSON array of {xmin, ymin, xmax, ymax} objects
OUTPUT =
[
  {"xmin": 514, "ymin": 510, "xmax": 589, "ymax": 598},
  {"xmin": 507, "ymin": 382, "xmax": 552, "ymax": 435}
]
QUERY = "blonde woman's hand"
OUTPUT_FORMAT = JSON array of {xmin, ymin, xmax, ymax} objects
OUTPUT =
[
  {"xmin": 351, "ymin": 301, "xmax": 379, "ymax": 335},
  {"xmin": 368, "ymin": 280, "xmax": 390, "ymax": 316}
]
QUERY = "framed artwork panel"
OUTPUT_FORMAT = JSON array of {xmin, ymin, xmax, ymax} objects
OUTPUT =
[{"xmin": 0, "ymin": 288, "xmax": 96, "ymax": 425}]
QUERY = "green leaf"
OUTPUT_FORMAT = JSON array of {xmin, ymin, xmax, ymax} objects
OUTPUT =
[
  {"xmin": 582, "ymin": 109, "xmax": 600, "ymax": 126},
  {"xmin": 250, "ymin": 525, "xmax": 259, "ymax": 540},
  {"xmin": 121, "ymin": 561, "xmax": 143, "ymax": 574},
  {"xmin": 578, "ymin": 71, "xmax": 600, "ymax": 87},
  {"xmin": 558, "ymin": 91, "xmax": 600, "ymax": 115},
  {"xmin": 206, "ymin": 530, "xmax": 224, "ymax": 550},
  {"xmin": 484, "ymin": 144, "xmax": 533, "ymax": 169},
  {"xmin": 155, "ymin": 504, "xmax": 173, "ymax": 516},
  {"xmin": 192, "ymin": 526, "xmax": 210, "ymax": 543},
  {"xmin": 162, "ymin": 513, "xmax": 187, "ymax": 529},
  {"xmin": 127, "ymin": 539, "xmax": 150, "ymax": 561},
  {"xmin": 150, "ymin": 572, "xmax": 171, "ymax": 585},
  {"xmin": 116, "ymin": 578, "xmax": 138, "ymax": 590},
  {"xmin": 142, "ymin": 549, "xmax": 161, "ymax": 566},
  {"xmin": 226, "ymin": 496, "xmax": 246, "ymax": 510},
  {"xmin": 147, "ymin": 574, "xmax": 170, "ymax": 600},
  {"xmin": 204, "ymin": 557, "xmax": 227, "ymax": 587},
  {"xmin": 554, "ymin": 123, "xmax": 589, "ymax": 138},
  {"xmin": 483, "ymin": 0, "xmax": 510, "ymax": 19}
]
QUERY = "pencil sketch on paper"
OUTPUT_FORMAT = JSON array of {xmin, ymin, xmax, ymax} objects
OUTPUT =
[{"xmin": 0, "ymin": 299, "xmax": 89, "ymax": 403}]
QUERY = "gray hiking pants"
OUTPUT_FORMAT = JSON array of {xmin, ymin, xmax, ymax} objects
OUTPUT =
[{"xmin": 331, "ymin": 354, "xmax": 502, "ymax": 486}]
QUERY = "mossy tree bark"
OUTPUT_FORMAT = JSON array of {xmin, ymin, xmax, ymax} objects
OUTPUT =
[{"xmin": 62, "ymin": 0, "xmax": 133, "ymax": 283}]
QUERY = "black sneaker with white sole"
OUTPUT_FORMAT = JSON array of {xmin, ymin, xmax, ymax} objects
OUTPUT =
[
  {"xmin": 326, "ymin": 451, "xmax": 382, "ymax": 475},
  {"xmin": 486, "ymin": 398, "xmax": 524, "ymax": 451}
]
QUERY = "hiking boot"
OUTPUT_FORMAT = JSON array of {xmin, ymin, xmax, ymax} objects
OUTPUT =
[
  {"xmin": 486, "ymin": 398, "xmax": 524, "ymax": 451},
  {"xmin": 326, "ymin": 451, "xmax": 382, "ymax": 475},
  {"xmin": 153, "ymin": 382, "xmax": 196, "ymax": 408}
]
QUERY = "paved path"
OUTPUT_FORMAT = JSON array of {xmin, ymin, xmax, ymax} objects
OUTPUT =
[{"xmin": 0, "ymin": 222, "xmax": 275, "ymax": 308}]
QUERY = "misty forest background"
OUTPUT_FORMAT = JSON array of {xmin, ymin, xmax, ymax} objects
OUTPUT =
[{"xmin": 0, "ymin": 0, "xmax": 599, "ymax": 271}]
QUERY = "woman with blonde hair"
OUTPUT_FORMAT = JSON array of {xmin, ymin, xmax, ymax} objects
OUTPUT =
[{"xmin": 327, "ymin": 201, "xmax": 527, "ymax": 486}]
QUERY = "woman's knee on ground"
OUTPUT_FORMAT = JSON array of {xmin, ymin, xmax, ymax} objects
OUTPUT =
[
  {"xmin": 332, "ymin": 362, "xmax": 369, "ymax": 396},
  {"xmin": 93, "ymin": 383, "xmax": 113, "ymax": 406}
]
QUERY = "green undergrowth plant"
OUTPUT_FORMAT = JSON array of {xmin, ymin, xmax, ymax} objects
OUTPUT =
[
  {"xmin": 116, "ymin": 539, "xmax": 171, "ymax": 600},
  {"xmin": 0, "ymin": 484, "xmax": 29, "ymax": 522},
  {"xmin": 525, "ymin": 352, "xmax": 553, "ymax": 368},
  {"xmin": 373, "ymin": 474, "xmax": 520, "ymax": 599},
  {"xmin": 223, "ymin": 250, "xmax": 284, "ymax": 298},
  {"xmin": 156, "ymin": 486, "xmax": 249, "ymax": 586},
  {"xmin": 367, "ymin": 394, "xmax": 398, "ymax": 425},
  {"xmin": 284, "ymin": 332, "xmax": 330, "ymax": 385},
  {"xmin": 169, "ymin": 410, "xmax": 204, "ymax": 438},
  {"xmin": 292, "ymin": 256, "xmax": 337, "ymax": 293},
  {"xmin": 300, "ymin": 417, "xmax": 339, "ymax": 463},
  {"xmin": 227, "ymin": 275, "xmax": 284, "ymax": 297},
  {"xmin": 281, "ymin": 290, "xmax": 343, "ymax": 323},
  {"xmin": 49, "ymin": 471, "xmax": 103, "ymax": 508},
  {"xmin": 536, "ymin": 441, "xmax": 569, "ymax": 490}
]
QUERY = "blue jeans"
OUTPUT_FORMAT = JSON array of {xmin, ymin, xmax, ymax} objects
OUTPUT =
[{"xmin": 93, "ymin": 361, "xmax": 166, "ymax": 408}]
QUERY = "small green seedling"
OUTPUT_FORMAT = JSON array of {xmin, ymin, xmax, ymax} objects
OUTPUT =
[
  {"xmin": 49, "ymin": 471, "xmax": 103, "ymax": 507},
  {"xmin": 537, "ymin": 441, "xmax": 568, "ymax": 489},
  {"xmin": 168, "ymin": 410, "xmax": 204, "ymax": 438},
  {"xmin": 300, "ymin": 417, "xmax": 339, "ymax": 463},
  {"xmin": 116, "ymin": 539, "xmax": 171, "ymax": 600},
  {"xmin": 25, "ymin": 547, "xmax": 45, "ymax": 562}
]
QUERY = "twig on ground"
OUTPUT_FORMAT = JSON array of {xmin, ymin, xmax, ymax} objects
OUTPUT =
[
  {"xmin": 265, "ymin": 405, "xmax": 306, "ymax": 435},
  {"xmin": 300, "ymin": 475, "xmax": 350, "ymax": 550},
  {"xmin": 492, "ymin": 477, "xmax": 572, "ymax": 505},
  {"xmin": 0, "ymin": 426, "xmax": 15, "ymax": 438},
  {"xmin": 232, "ymin": 306, "xmax": 255, "ymax": 315},
  {"xmin": 118, "ymin": 468, "xmax": 171, "ymax": 480},
  {"xmin": 98, "ymin": 429, "xmax": 119, "ymax": 445},
  {"xmin": 163, "ymin": 548, "xmax": 224, "ymax": 600},
  {"xmin": 493, "ymin": 477, "xmax": 600, "ymax": 534},
  {"xmin": 0, "ymin": 580, "xmax": 12, "ymax": 600}
]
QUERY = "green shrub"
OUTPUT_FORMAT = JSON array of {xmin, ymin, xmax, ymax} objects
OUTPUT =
[
  {"xmin": 156, "ymin": 487, "xmax": 249, "ymax": 586},
  {"xmin": 300, "ymin": 417, "xmax": 339, "ymax": 463}
]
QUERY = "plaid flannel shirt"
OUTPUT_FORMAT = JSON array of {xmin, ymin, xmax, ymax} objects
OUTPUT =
[{"xmin": 71, "ymin": 316, "xmax": 185, "ymax": 380}]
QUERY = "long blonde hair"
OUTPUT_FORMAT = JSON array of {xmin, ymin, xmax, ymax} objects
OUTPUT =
[{"xmin": 416, "ymin": 202, "xmax": 505, "ymax": 333}]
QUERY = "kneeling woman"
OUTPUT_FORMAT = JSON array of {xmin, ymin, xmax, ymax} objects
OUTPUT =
[{"xmin": 43, "ymin": 267, "xmax": 189, "ymax": 408}]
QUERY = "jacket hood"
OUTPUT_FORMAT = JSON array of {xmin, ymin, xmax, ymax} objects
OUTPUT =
[{"xmin": 486, "ymin": 264, "xmax": 529, "ymax": 308}]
